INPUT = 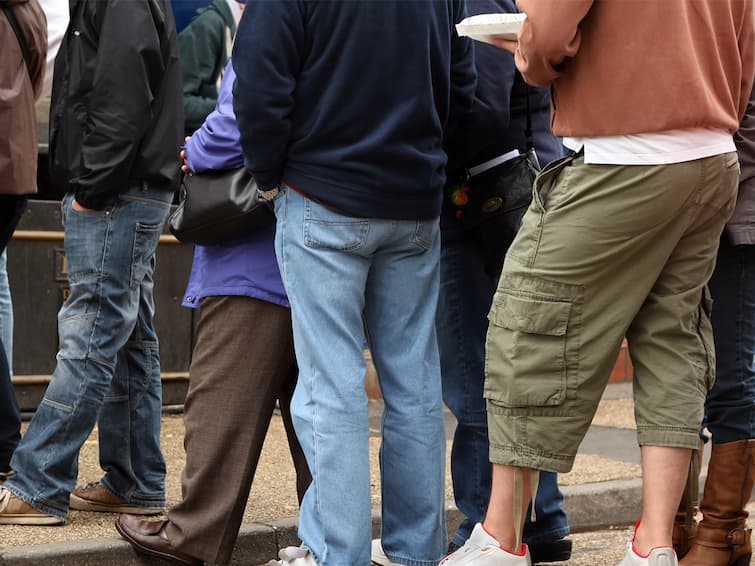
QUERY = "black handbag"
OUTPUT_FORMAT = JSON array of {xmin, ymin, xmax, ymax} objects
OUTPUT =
[
  {"xmin": 450, "ymin": 90, "xmax": 540, "ymax": 278},
  {"xmin": 168, "ymin": 167, "xmax": 275, "ymax": 246}
]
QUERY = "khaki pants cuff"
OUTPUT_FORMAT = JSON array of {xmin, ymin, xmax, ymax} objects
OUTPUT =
[
  {"xmin": 489, "ymin": 443, "xmax": 575, "ymax": 474},
  {"xmin": 637, "ymin": 426, "xmax": 702, "ymax": 449}
]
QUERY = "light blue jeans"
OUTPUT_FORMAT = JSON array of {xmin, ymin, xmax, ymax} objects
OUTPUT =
[
  {"xmin": 5, "ymin": 185, "xmax": 171, "ymax": 519},
  {"xmin": 274, "ymin": 188, "xmax": 447, "ymax": 566}
]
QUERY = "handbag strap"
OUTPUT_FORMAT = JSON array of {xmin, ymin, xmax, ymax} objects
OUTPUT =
[
  {"xmin": 524, "ymin": 86, "xmax": 533, "ymax": 151},
  {"xmin": 1, "ymin": 2, "xmax": 34, "ymax": 80},
  {"xmin": 457, "ymin": 76, "xmax": 536, "ymax": 185}
]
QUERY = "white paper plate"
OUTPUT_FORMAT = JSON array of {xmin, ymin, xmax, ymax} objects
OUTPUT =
[{"xmin": 456, "ymin": 13, "xmax": 527, "ymax": 45}]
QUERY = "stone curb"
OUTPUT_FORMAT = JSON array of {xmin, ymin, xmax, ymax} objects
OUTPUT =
[{"xmin": 0, "ymin": 478, "xmax": 647, "ymax": 565}]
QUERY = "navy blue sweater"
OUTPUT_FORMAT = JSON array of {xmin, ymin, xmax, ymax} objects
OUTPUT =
[{"xmin": 232, "ymin": 0, "xmax": 477, "ymax": 220}]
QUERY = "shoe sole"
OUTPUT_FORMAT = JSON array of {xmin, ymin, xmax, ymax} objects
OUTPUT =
[
  {"xmin": 70, "ymin": 494, "xmax": 164, "ymax": 515},
  {"xmin": 115, "ymin": 519, "xmax": 201, "ymax": 566},
  {"xmin": 0, "ymin": 514, "xmax": 64, "ymax": 525}
]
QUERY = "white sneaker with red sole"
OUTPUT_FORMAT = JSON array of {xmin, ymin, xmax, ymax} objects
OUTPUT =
[
  {"xmin": 618, "ymin": 542, "xmax": 677, "ymax": 566},
  {"xmin": 439, "ymin": 523, "xmax": 531, "ymax": 565}
]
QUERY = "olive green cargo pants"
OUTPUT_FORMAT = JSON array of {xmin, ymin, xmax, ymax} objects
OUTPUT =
[{"xmin": 484, "ymin": 151, "xmax": 740, "ymax": 472}]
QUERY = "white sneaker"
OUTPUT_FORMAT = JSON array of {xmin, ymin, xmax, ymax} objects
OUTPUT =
[
  {"xmin": 439, "ymin": 523, "xmax": 531, "ymax": 565},
  {"xmin": 266, "ymin": 546, "xmax": 317, "ymax": 565},
  {"xmin": 371, "ymin": 539, "xmax": 406, "ymax": 565},
  {"xmin": 618, "ymin": 541, "xmax": 678, "ymax": 566}
]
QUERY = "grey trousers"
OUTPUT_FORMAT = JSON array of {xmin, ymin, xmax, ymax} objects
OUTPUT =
[{"xmin": 165, "ymin": 295, "xmax": 311, "ymax": 564}]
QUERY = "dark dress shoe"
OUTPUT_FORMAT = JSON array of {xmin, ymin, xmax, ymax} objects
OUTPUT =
[
  {"xmin": 116, "ymin": 514, "xmax": 203, "ymax": 565},
  {"xmin": 529, "ymin": 538, "xmax": 573, "ymax": 564},
  {"xmin": 447, "ymin": 537, "xmax": 572, "ymax": 564}
]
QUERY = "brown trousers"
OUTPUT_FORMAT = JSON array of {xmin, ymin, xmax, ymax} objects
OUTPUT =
[{"xmin": 165, "ymin": 296, "xmax": 311, "ymax": 564}]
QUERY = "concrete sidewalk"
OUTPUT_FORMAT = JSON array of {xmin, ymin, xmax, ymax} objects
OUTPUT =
[{"xmin": 0, "ymin": 383, "xmax": 735, "ymax": 565}]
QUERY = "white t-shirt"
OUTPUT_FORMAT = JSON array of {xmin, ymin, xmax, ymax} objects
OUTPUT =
[
  {"xmin": 38, "ymin": 0, "xmax": 69, "ymax": 98},
  {"xmin": 563, "ymin": 128, "xmax": 736, "ymax": 165}
]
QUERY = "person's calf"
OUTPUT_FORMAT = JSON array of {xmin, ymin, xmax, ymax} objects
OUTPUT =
[
  {"xmin": 483, "ymin": 464, "xmax": 534, "ymax": 554},
  {"xmin": 635, "ymin": 446, "xmax": 691, "ymax": 555}
]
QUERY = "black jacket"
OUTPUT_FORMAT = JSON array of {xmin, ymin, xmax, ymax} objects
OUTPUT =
[{"xmin": 48, "ymin": 0, "xmax": 184, "ymax": 209}]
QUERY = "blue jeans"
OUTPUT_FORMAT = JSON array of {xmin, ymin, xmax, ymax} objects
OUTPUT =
[
  {"xmin": 705, "ymin": 235, "xmax": 755, "ymax": 443},
  {"xmin": 5, "ymin": 185, "xmax": 171, "ymax": 519},
  {"xmin": 437, "ymin": 238, "xmax": 570, "ymax": 547},
  {"xmin": 0, "ymin": 250, "xmax": 15, "ymax": 471},
  {"xmin": 0, "ymin": 249, "xmax": 13, "ymax": 373},
  {"xmin": 274, "ymin": 188, "xmax": 447, "ymax": 566},
  {"xmin": 0, "ymin": 196, "xmax": 27, "ymax": 473},
  {"xmin": 0, "ymin": 341, "xmax": 15, "ymax": 473}
]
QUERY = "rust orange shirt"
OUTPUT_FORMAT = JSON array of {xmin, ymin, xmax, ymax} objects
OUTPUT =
[{"xmin": 515, "ymin": 0, "xmax": 755, "ymax": 137}]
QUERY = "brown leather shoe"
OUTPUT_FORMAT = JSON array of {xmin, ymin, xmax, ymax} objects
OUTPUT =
[
  {"xmin": 70, "ymin": 482, "xmax": 164, "ymax": 514},
  {"xmin": 116, "ymin": 514, "xmax": 203, "ymax": 565},
  {"xmin": 0, "ymin": 487, "xmax": 64, "ymax": 525}
]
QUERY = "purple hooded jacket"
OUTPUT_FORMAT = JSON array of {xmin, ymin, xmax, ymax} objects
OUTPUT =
[{"xmin": 182, "ymin": 62, "xmax": 287, "ymax": 309}]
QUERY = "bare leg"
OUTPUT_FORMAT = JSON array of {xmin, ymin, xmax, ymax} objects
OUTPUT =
[
  {"xmin": 483, "ymin": 464, "xmax": 532, "ymax": 553},
  {"xmin": 634, "ymin": 446, "xmax": 692, "ymax": 555}
]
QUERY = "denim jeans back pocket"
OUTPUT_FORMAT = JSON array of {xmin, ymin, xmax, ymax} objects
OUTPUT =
[
  {"xmin": 303, "ymin": 199, "xmax": 368, "ymax": 251},
  {"xmin": 484, "ymin": 278, "xmax": 578, "ymax": 408},
  {"xmin": 63, "ymin": 200, "xmax": 111, "ymax": 285},
  {"xmin": 412, "ymin": 219, "xmax": 439, "ymax": 251}
]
